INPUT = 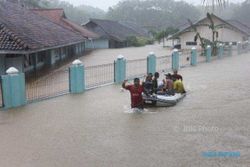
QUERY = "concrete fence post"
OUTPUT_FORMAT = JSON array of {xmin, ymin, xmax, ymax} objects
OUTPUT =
[
  {"xmin": 69, "ymin": 59, "xmax": 85, "ymax": 93},
  {"xmin": 191, "ymin": 47, "xmax": 197, "ymax": 66},
  {"xmin": 206, "ymin": 45, "xmax": 211, "ymax": 62},
  {"xmin": 237, "ymin": 42, "xmax": 242, "ymax": 55},
  {"xmin": 228, "ymin": 42, "xmax": 233, "ymax": 56},
  {"xmin": 115, "ymin": 55, "xmax": 126, "ymax": 84},
  {"xmin": 172, "ymin": 49, "xmax": 179, "ymax": 70},
  {"xmin": 218, "ymin": 44, "xmax": 224, "ymax": 59},
  {"xmin": 1, "ymin": 67, "xmax": 26, "ymax": 109},
  {"xmin": 147, "ymin": 52, "xmax": 156, "ymax": 74}
]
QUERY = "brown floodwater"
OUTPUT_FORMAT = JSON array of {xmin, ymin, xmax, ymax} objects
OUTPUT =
[{"xmin": 0, "ymin": 49, "xmax": 249, "ymax": 167}]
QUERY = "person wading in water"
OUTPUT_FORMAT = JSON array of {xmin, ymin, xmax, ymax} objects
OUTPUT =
[{"xmin": 122, "ymin": 78, "xmax": 145, "ymax": 109}]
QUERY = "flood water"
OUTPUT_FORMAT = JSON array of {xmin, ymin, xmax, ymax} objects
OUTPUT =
[{"xmin": 0, "ymin": 52, "xmax": 250, "ymax": 166}]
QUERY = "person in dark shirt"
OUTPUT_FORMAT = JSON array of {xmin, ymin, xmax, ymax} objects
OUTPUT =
[
  {"xmin": 152, "ymin": 72, "xmax": 159, "ymax": 93},
  {"xmin": 172, "ymin": 70, "xmax": 183, "ymax": 81},
  {"xmin": 122, "ymin": 78, "xmax": 144, "ymax": 109},
  {"xmin": 143, "ymin": 73, "xmax": 153, "ymax": 95}
]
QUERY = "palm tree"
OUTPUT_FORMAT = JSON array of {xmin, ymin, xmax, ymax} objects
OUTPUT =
[{"xmin": 202, "ymin": 0, "xmax": 227, "ymax": 11}]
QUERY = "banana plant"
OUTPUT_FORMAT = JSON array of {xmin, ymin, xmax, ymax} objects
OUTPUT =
[
  {"xmin": 188, "ymin": 13, "xmax": 225, "ymax": 56},
  {"xmin": 206, "ymin": 13, "xmax": 225, "ymax": 55}
]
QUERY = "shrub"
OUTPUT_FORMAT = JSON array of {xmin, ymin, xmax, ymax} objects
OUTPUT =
[{"xmin": 126, "ymin": 36, "xmax": 154, "ymax": 47}]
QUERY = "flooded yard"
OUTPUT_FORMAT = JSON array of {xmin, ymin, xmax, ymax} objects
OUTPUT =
[{"xmin": 0, "ymin": 51, "xmax": 249, "ymax": 167}]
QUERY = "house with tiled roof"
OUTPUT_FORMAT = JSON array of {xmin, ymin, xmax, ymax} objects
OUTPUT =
[
  {"xmin": 169, "ymin": 14, "xmax": 250, "ymax": 50},
  {"xmin": 30, "ymin": 8, "xmax": 99, "ymax": 40},
  {"xmin": 30, "ymin": 8, "xmax": 100, "ymax": 50},
  {"xmin": 83, "ymin": 19, "xmax": 149, "ymax": 48},
  {"xmin": 0, "ymin": 1, "xmax": 86, "ymax": 76}
]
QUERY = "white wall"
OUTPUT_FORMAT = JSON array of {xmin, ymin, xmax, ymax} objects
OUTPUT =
[{"xmin": 179, "ymin": 16, "xmax": 246, "ymax": 49}]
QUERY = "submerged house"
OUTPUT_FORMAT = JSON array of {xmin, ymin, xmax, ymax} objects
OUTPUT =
[
  {"xmin": 169, "ymin": 14, "xmax": 250, "ymax": 50},
  {"xmin": 0, "ymin": 1, "xmax": 86, "ymax": 76},
  {"xmin": 83, "ymin": 19, "xmax": 149, "ymax": 49}
]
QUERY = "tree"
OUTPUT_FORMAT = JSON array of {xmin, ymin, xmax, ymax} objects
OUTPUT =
[
  {"xmin": 154, "ymin": 27, "xmax": 178, "ymax": 47},
  {"xmin": 202, "ymin": 0, "xmax": 227, "ymax": 11},
  {"xmin": 26, "ymin": 0, "xmax": 48, "ymax": 8},
  {"xmin": 106, "ymin": 0, "xmax": 201, "ymax": 30},
  {"xmin": 188, "ymin": 13, "xmax": 224, "ymax": 55}
]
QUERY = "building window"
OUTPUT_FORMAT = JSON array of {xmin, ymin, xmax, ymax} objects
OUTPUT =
[
  {"xmin": 24, "ymin": 54, "xmax": 34, "ymax": 68},
  {"xmin": 37, "ymin": 51, "xmax": 45, "ymax": 63},
  {"xmin": 225, "ymin": 42, "xmax": 237, "ymax": 46},
  {"xmin": 186, "ymin": 41, "xmax": 197, "ymax": 46}
]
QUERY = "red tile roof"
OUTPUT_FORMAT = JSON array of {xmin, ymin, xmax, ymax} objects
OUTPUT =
[
  {"xmin": 31, "ymin": 8, "xmax": 99, "ymax": 39},
  {"xmin": 0, "ymin": 2, "xmax": 85, "ymax": 52}
]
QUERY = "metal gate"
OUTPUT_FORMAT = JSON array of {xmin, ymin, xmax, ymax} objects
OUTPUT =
[
  {"xmin": 85, "ymin": 63, "xmax": 115, "ymax": 89},
  {"xmin": 26, "ymin": 68, "xmax": 69, "ymax": 102}
]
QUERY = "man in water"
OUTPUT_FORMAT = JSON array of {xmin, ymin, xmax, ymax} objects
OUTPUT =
[{"xmin": 122, "ymin": 78, "xmax": 144, "ymax": 109}]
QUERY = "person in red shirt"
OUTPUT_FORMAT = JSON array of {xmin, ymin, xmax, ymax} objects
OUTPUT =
[{"xmin": 122, "ymin": 78, "xmax": 144, "ymax": 109}]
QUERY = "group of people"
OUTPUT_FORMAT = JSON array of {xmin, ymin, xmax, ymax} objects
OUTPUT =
[{"xmin": 122, "ymin": 70, "xmax": 186, "ymax": 109}]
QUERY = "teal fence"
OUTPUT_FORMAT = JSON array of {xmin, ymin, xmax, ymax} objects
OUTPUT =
[
  {"xmin": 1, "ymin": 44, "xmax": 249, "ymax": 108},
  {"xmin": 156, "ymin": 55, "xmax": 171, "ymax": 73},
  {"xmin": 85, "ymin": 63, "xmax": 114, "ymax": 89},
  {"xmin": 126, "ymin": 58, "xmax": 147, "ymax": 79},
  {"xmin": 180, "ymin": 50, "xmax": 191, "ymax": 68},
  {"xmin": 26, "ymin": 68, "xmax": 69, "ymax": 102}
]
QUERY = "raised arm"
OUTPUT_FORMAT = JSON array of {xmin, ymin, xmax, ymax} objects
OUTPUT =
[{"xmin": 122, "ymin": 80, "xmax": 128, "ymax": 89}]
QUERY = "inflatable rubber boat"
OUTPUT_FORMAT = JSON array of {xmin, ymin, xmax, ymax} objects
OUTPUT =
[{"xmin": 142, "ymin": 93, "xmax": 186, "ymax": 107}]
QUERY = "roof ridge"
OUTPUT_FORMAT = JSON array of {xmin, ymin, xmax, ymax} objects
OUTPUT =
[
  {"xmin": 227, "ymin": 19, "xmax": 250, "ymax": 29},
  {"xmin": 174, "ymin": 14, "xmax": 249, "ymax": 38},
  {"xmin": 61, "ymin": 18, "xmax": 98, "ymax": 38}
]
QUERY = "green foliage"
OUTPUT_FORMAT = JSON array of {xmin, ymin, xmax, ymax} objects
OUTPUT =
[
  {"xmin": 153, "ymin": 27, "xmax": 178, "ymax": 43},
  {"xmin": 127, "ymin": 36, "xmax": 154, "ymax": 47},
  {"xmin": 106, "ymin": 0, "xmax": 201, "ymax": 30},
  {"xmin": 189, "ymin": 13, "xmax": 225, "ymax": 55}
]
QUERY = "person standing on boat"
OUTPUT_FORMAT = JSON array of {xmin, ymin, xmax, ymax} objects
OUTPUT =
[
  {"xmin": 122, "ymin": 78, "xmax": 144, "ymax": 109},
  {"xmin": 152, "ymin": 72, "xmax": 159, "ymax": 93},
  {"xmin": 143, "ymin": 73, "xmax": 153, "ymax": 95},
  {"xmin": 172, "ymin": 70, "xmax": 183, "ymax": 81}
]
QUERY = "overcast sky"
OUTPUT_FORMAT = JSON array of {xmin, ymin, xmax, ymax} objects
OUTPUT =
[{"xmin": 66, "ymin": 0, "xmax": 245, "ymax": 11}]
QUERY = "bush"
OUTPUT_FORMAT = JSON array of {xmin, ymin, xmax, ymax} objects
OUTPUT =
[{"xmin": 127, "ymin": 36, "xmax": 154, "ymax": 47}]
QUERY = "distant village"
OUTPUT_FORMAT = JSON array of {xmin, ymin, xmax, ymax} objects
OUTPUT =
[{"xmin": 0, "ymin": 0, "xmax": 250, "ymax": 78}]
